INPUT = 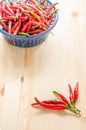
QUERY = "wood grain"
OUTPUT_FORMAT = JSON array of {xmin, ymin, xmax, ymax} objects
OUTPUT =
[{"xmin": 0, "ymin": 0, "xmax": 86, "ymax": 130}]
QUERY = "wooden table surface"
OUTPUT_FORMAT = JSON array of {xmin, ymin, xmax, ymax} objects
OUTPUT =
[{"xmin": 0, "ymin": 0, "xmax": 86, "ymax": 130}]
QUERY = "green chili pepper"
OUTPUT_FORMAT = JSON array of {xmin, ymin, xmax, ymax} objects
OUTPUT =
[{"xmin": 18, "ymin": 32, "xmax": 30, "ymax": 36}]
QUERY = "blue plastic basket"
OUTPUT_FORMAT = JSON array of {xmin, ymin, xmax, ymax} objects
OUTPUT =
[{"xmin": 0, "ymin": 0, "xmax": 59, "ymax": 48}]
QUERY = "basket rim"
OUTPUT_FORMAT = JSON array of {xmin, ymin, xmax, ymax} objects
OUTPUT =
[{"xmin": 0, "ymin": 0, "xmax": 59, "ymax": 39}]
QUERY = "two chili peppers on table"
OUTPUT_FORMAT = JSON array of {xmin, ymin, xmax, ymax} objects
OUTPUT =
[
  {"xmin": 0, "ymin": 0, "xmax": 58, "ymax": 36},
  {"xmin": 32, "ymin": 82, "xmax": 81, "ymax": 117}
]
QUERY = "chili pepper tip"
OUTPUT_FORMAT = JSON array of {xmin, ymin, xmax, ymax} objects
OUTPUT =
[
  {"xmin": 31, "ymin": 102, "xmax": 38, "ymax": 106},
  {"xmin": 53, "ymin": 91, "xmax": 58, "ymax": 94}
]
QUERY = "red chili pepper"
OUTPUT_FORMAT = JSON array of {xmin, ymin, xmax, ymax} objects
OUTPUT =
[
  {"xmin": 27, "ymin": 22, "xmax": 33, "ymax": 32},
  {"xmin": 53, "ymin": 91, "xmax": 70, "ymax": 104},
  {"xmin": 34, "ymin": 97, "xmax": 66, "ymax": 110},
  {"xmin": 31, "ymin": 21, "xmax": 39, "ymax": 26},
  {"xmin": 48, "ymin": 9, "xmax": 58, "ymax": 24},
  {"xmin": 73, "ymin": 82, "xmax": 79, "ymax": 103},
  {"xmin": 10, "ymin": 4, "xmax": 24, "ymax": 12},
  {"xmin": 0, "ymin": 20, "xmax": 8, "ymax": 30},
  {"xmin": 47, "ymin": 17, "xmax": 54, "ymax": 25},
  {"xmin": 0, "ymin": 6, "xmax": 12, "ymax": 16},
  {"xmin": 13, "ymin": 19, "xmax": 21, "ymax": 35},
  {"xmin": 68, "ymin": 84, "xmax": 74, "ymax": 103},
  {"xmin": 21, "ymin": 16, "xmax": 29, "ymax": 22},
  {"xmin": 17, "ymin": 1, "xmax": 30, "ymax": 10},
  {"xmin": 46, "ymin": 3, "xmax": 58, "ymax": 15},
  {"xmin": 1, "ymin": 16, "xmax": 16, "ymax": 21},
  {"xmin": 0, "ymin": 10, "xmax": 2, "ymax": 19},
  {"xmin": 11, "ymin": 21, "xmax": 19, "ymax": 33},
  {"xmin": 22, "ymin": 21, "xmax": 32, "ymax": 32},
  {"xmin": 28, "ymin": 4, "xmax": 43, "ymax": 16},
  {"xmin": 8, "ymin": 21, "xmax": 12, "ymax": 34},
  {"xmin": 0, "ymin": 0, "xmax": 4, "ymax": 5},
  {"xmin": 31, "ymin": 99, "xmax": 65, "ymax": 106},
  {"xmin": 5, "ymin": 4, "xmax": 14, "ymax": 15}
]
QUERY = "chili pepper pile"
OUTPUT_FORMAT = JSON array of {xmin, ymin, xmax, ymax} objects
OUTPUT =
[
  {"xmin": 0, "ymin": 0, "xmax": 58, "ymax": 36},
  {"xmin": 31, "ymin": 82, "xmax": 81, "ymax": 117}
]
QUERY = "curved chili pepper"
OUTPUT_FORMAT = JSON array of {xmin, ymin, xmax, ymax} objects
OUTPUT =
[
  {"xmin": 21, "ymin": 16, "xmax": 29, "ymax": 22},
  {"xmin": 34, "ymin": 97, "xmax": 66, "ymax": 110},
  {"xmin": 10, "ymin": 4, "xmax": 24, "ymax": 11},
  {"xmin": 1, "ymin": 16, "xmax": 16, "ymax": 21},
  {"xmin": 5, "ymin": 4, "xmax": 14, "ymax": 15},
  {"xmin": 28, "ymin": 4, "xmax": 43, "ymax": 16},
  {"xmin": 73, "ymin": 82, "xmax": 79, "ymax": 103},
  {"xmin": 11, "ymin": 21, "xmax": 19, "ymax": 33},
  {"xmin": 30, "ymin": 11, "xmax": 42, "ymax": 22},
  {"xmin": 53, "ymin": 91, "xmax": 70, "ymax": 104},
  {"xmin": 31, "ymin": 99, "xmax": 65, "ymax": 106},
  {"xmin": 13, "ymin": 19, "xmax": 21, "ymax": 35},
  {"xmin": 46, "ymin": 3, "xmax": 58, "ymax": 15},
  {"xmin": 0, "ymin": 6, "xmax": 12, "ymax": 16},
  {"xmin": 0, "ymin": 20, "xmax": 8, "ymax": 30},
  {"xmin": 17, "ymin": 1, "xmax": 30, "ymax": 10},
  {"xmin": 68, "ymin": 84, "xmax": 74, "ymax": 103},
  {"xmin": 22, "ymin": 21, "xmax": 32, "ymax": 32}
]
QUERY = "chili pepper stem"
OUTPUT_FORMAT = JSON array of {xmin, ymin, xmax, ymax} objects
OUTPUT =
[
  {"xmin": 69, "ymin": 108, "xmax": 81, "ymax": 117},
  {"xmin": 70, "ymin": 104, "xmax": 81, "ymax": 112},
  {"xmin": 66, "ymin": 104, "xmax": 81, "ymax": 117},
  {"xmin": 71, "ymin": 101, "xmax": 75, "ymax": 105}
]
